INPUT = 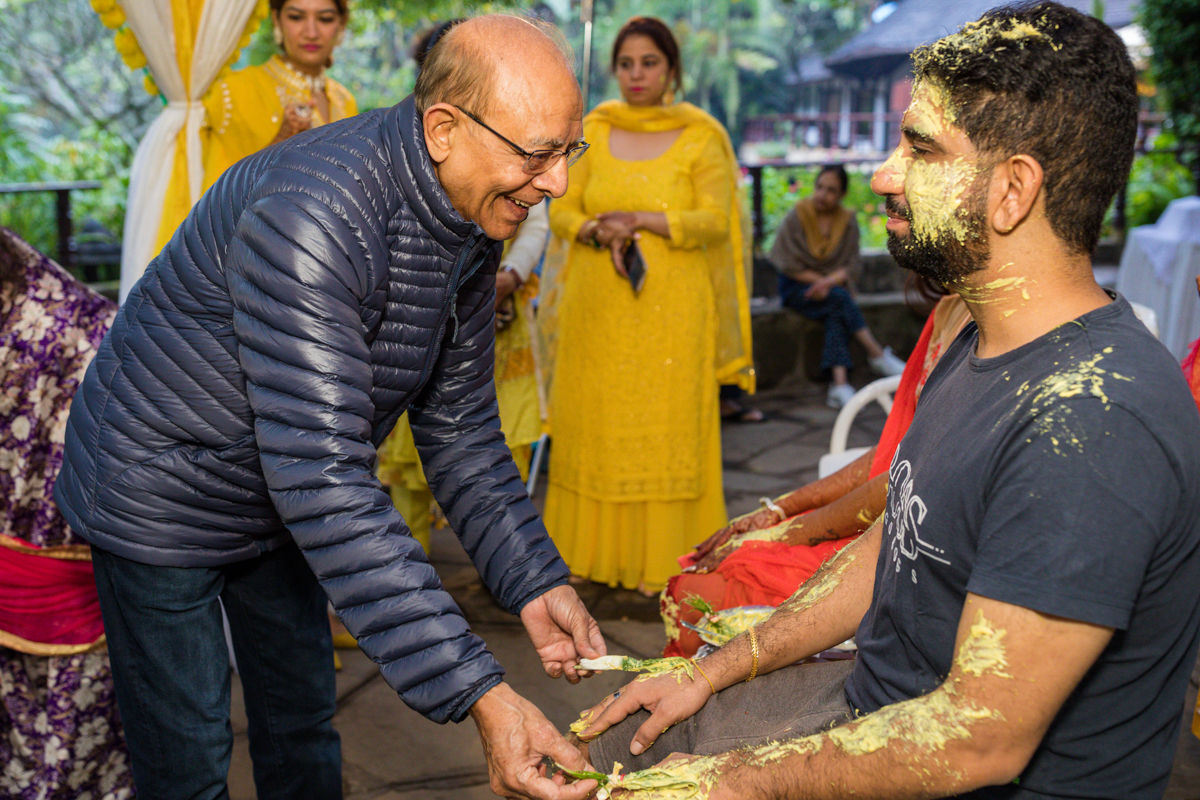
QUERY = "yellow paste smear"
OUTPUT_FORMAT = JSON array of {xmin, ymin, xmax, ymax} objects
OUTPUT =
[
  {"xmin": 569, "ymin": 705, "xmax": 600, "ymax": 736},
  {"xmin": 710, "ymin": 519, "xmax": 790, "ymax": 562},
  {"xmin": 906, "ymin": 78, "xmax": 958, "ymax": 132},
  {"xmin": 1012, "ymin": 347, "xmax": 1131, "ymax": 455},
  {"xmin": 906, "ymin": 155, "xmax": 980, "ymax": 246},
  {"xmin": 782, "ymin": 548, "xmax": 856, "ymax": 613},
  {"xmin": 660, "ymin": 591, "xmax": 682, "ymax": 644},
  {"xmin": 916, "ymin": 14, "xmax": 1056, "ymax": 79},
  {"xmin": 956, "ymin": 275, "xmax": 1032, "ymax": 306},
  {"xmin": 957, "ymin": 609, "xmax": 1012, "ymax": 678}
]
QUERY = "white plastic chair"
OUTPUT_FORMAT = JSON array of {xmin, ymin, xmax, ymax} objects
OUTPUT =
[
  {"xmin": 817, "ymin": 374, "xmax": 902, "ymax": 479},
  {"xmin": 1128, "ymin": 301, "xmax": 1160, "ymax": 339}
]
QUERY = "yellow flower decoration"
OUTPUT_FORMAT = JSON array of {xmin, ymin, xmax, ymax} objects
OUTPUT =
[
  {"xmin": 143, "ymin": 74, "xmax": 159, "ymax": 96},
  {"xmin": 98, "ymin": 6, "xmax": 125, "ymax": 28},
  {"xmin": 114, "ymin": 27, "xmax": 140, "ymax": 57},
  {"xmin": 122, "ymin": 49, "xmax": 148, "ymax": 70}
]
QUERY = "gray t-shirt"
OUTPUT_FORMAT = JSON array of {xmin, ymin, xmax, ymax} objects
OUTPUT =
[{"xmin": 846, "ymin": 294, "xmax": 1200, "ymax": 799}]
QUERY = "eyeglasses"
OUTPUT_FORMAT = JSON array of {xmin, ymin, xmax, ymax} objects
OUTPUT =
[{"xmin": 453, "ymin": 105, "xmax": 590, "ymax": 175}]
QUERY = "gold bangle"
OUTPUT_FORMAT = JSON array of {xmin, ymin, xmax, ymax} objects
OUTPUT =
[
  {"xmin": 692, "ymin": 659, "xmax": 716, "ymax": 695},
  {"xmin": 746, "ymin": 626, "xmax": 759, "ymax": 681},
  {"xmin": 759, "ymin": 496, "xmax": 786, "ymax": 523}
]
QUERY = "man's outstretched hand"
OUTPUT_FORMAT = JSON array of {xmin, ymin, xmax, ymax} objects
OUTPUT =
[
  {"xmin": 520, "ymin": 585, "xmax": 607, "ymax": 683},
  {"xmin": 470, "ymin": 682, "xmax": 599, "ymax": 800}
]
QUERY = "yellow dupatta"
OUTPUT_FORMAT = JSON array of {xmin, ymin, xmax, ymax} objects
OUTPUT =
[{"xmin": 794, "ymin": 197, "xmax": 852, "ymax": 261}]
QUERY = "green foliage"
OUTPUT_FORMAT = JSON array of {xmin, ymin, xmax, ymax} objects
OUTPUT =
[
  {"xmin": 758, "ymin": 164, "xmax": 888, "ymax": 251},
  {"xmin": 0, "ymin": 93, "xmax": 130, "ymax": 280},
  {"xmin": 1125, "ymin": 133, "xmax": 1194, "ymax": 229},
  {"xmin": 0, "ymin": 0, "xmax": 147, "ymax": 280},
  {"xmin": 1139, "ymin": 0, "xmax": 1200, "ymax": 190}
]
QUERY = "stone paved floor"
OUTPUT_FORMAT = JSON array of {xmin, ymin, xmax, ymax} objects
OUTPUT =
[{"xmin": 226, "ymin": 370, "xmax": 1200, "ymax": 799}]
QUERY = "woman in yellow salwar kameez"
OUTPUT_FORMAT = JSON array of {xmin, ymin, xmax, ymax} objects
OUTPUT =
[{"xmin": 542, "ymin": 17, "xmax": 753, "ymax": 595}]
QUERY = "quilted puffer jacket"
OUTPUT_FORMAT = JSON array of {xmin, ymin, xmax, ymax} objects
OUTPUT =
[{"xmin": 54, "ymin": 96, "xmax": 569, "ymax": 724}]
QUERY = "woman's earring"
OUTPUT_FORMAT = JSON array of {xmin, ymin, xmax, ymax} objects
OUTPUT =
[
  {"xmin": 273, "ymin": 24, "xmax": 283, "ymax": 46},
  {"xmin": 663, "ymin": 88, "xmax": 676, "ymax": 105}
]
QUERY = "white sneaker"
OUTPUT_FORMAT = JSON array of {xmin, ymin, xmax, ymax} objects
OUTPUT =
[
  {"xmin": 869, "ymin": 346, "xmax": 906, "ymax": 377},
  {"xmin": 827, "ymin": 383, "xmax": 856, "ymax": 409}
]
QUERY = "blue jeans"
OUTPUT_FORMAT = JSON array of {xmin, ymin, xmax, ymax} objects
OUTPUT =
[
  {"xmin": 778, "ymin": 273, "xmax": 867, "ymax": 372},
  {"xmin": 92, "ymin": 542, "xmax": 341, "ymax": 800}
]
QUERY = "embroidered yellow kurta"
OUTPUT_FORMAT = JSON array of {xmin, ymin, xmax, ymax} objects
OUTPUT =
[
  {"xmin": 200, "ymin": 55, "xmax": 357, "ymax": 192},
  {"xmin": 152, "ymin": 55, "xmax": 358, "ymax": 261},
  {"xmin": 543, "ymin": 103, "xmax": 748, "ymax": 591}
]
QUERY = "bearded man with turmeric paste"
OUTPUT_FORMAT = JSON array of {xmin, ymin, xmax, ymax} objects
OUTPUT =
[{"xmin": 573, "ymin": 4, "xmax": 1200, "ymax": 798}]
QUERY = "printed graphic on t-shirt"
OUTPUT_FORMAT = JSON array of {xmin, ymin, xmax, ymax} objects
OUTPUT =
[{"xmin": 885, "ymin": 458, "xmax": 950, "ymax": 584}]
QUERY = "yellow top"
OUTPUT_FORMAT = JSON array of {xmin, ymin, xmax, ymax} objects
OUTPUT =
[
  {"xmin": 155, "ymin": 56, "xmax": 357, "ymax": 253},
  {"xmin": 200, "ymin": 54, "xmax": 358, "ymax": 190},
  {"xmin": 545, "ymin": 101, "xmax": 751, "ymax": 502}
]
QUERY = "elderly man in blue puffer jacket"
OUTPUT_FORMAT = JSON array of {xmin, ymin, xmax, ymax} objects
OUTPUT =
[{"xmin": 55, "ymin": 16, "xmax": 606, "ymax": 800}]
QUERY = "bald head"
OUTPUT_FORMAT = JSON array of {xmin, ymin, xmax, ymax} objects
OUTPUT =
[{"xmin": 414, "ymin": 15, "xmax": 577, "ymax": 119}]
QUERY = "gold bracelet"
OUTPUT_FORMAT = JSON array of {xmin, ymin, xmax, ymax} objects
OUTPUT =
[
  {"xmin": 746, "ymin": 626, "xmax": 759, "ymax": 681},
  {"xmin": 692, "ymin": 659, "xmax": 716, "ymax": 695},
  {"xmin": 758, "ymin": 496, "xmax": 786, "ymax": 523}
]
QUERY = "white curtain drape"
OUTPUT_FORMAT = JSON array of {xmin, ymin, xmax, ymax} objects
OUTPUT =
[{"xmin": 118, "ymin": 0, "xmax": 259, "ymax": 302}]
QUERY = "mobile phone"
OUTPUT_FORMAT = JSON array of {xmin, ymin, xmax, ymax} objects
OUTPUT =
[{"xmin": 623, "ymin": 240, "xmax": 647, "ymax": 294}]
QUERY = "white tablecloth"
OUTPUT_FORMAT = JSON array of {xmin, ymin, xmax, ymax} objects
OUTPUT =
[{"xmin": 1116, "ymin": 196, "xmax": 1200, "ymax": 360}]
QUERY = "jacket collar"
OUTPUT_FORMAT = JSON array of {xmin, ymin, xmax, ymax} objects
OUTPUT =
[{"xmin": 389, "ymin": 95, "xmax": 483, "ymax": 248}]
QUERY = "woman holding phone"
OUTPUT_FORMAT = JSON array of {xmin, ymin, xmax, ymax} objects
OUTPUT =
[{"xmin": 544, "ymin": 16, "xmax": 753, "ymax": 596}]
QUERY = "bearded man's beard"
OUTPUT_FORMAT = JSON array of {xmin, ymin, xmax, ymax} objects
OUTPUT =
[{"xmin": 885, "ymin": 192, "xmax": 990, "ymax": 286}]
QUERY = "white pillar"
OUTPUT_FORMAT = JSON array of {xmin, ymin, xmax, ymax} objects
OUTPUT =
[
  {"xmin": 838, "ymin": 83, "xmax": 851, "ymax": 149},
  {"xmin": 873, "ymin": 80, "xmax": 888, "ymax": 153}
]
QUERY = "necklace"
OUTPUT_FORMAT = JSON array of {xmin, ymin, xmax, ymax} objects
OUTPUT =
[{"xmin": 274, "ymin": 55, "xmax": 326, "ymax": 96}]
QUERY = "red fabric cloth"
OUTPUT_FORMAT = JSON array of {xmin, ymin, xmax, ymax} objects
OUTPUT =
[
  {"xmin": 1183, "ymin": 337, "xmax": 1200, "ymax": 411},
  {"xmin": 0, "ymin": 539, "xmax": 103, "ymax": 648},
  {"xmin": 868, "ymin": 304, "xmax": 936, "ymax": 478},
  {"xmin": 663, "ymin": 312, "xmax": 940, "ymax": 656}
]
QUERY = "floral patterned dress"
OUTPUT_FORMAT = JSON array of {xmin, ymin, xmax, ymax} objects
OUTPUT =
[{"xmin": 0, "ymin": 228, "xmax": 134, "ymax": 799}]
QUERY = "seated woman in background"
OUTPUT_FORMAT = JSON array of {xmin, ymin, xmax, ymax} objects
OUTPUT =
[
  {"xmin": 770, "ymin": 164, "xmax": 906, "ymax": 409},
  {"xmin": 661, "ymin": 289, "xmax": 970, "ymax": 657},
  {"xmin": 201, "ymin": 0, "xmax": 356, "ymax": 190},
  {"xmin": 0, "ymin": 227, "xmax": 132, "ymax": 799}
]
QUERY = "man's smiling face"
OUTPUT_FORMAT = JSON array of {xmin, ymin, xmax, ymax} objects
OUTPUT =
[
  {"xmin": 444, "ymin": 102, "xmax": 583, "ymax": 240},
  {"xmin": 434, "ymin": 50, "xmax": 584, "ymax": 241},
  {"xmin": 870, "ymin": 80, "xmax": 992, "ymax": 285}
]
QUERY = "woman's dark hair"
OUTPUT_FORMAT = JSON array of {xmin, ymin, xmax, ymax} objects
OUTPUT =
[
  {"xmin": 817, "ymin": 164, "xmax": 848, "ymax": 194},
  {"xmin": 611, "ymin": 17, "xmax": 683, "ymax": 95},
  {"xmin": 270, "ymin": 0, "xmax": 349, "ymax": 17}
]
